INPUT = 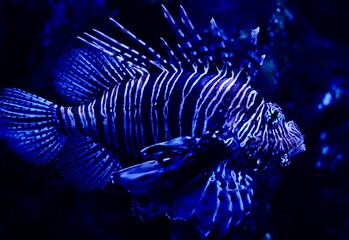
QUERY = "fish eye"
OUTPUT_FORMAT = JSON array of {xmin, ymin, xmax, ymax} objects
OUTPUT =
[{"xmin": 265, "ymin": 108, "xmax": 283, "ymax": 127}]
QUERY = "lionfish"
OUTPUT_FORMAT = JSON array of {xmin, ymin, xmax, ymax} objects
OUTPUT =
[{"xmin": 0, "ymin": 5, "xmax": 305, "ymax": 239}]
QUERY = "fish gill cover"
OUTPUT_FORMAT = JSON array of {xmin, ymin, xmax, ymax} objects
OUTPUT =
[{"xmin": 0, "ymin": 0, "xmax": 348, "ymax": 240}]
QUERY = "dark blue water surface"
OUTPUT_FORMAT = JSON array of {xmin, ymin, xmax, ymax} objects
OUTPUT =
[{"xmin": 1, "ymin": 0, "xmax": 349, "ymax": 239}]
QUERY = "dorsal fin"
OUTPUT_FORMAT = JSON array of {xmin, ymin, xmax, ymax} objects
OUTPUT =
[
  {"xmin": 79, "ymin": 19, "xmax": 168, "ymax": 71},
  {"xmin": 161, "ymin": 5, "xmax": 198, "ymax": 67},
  {"xmin": 161, "ymin": 5, "xmax": 213, "ymax": 70},
  {"xmin": 96, "ymin": 5, "xmax": 215, "ymax": 70},
  {"xmin": 80, "ymin": 29, "xmax": 161, "ymax": 70},
  {"xmin": 54, "ymin": 48, "xmax": 135, "ymax": 104},
  {"xmin": 209, "ymin": 18, "xmax": 231, "ymax": 67},
  {"xmin": 162, "ymin": 6, "xmax": 265, "ymax": 72},
  {"xmin": 161, "ymin": 5, "xmax": 264, "ymax": 74},
  {"xmin": 59, "ymin": 5, "xmax": 265, "ymax": 102}
]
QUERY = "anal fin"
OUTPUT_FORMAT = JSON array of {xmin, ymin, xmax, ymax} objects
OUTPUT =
[{"xmin": 56, "ymin": 136, "xmax": 121, "ymax": 191}]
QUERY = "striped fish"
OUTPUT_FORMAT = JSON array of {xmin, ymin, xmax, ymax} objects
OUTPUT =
[{"xmin": 0, "ymin": 5, "xmax": 305, "ymax": 239}]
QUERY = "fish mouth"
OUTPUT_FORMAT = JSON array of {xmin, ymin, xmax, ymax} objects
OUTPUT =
[
  {"xmin": 288, "ymin": 141, "xmax": 306, "ymax": 158},
  {"xmin": 286, "ymin": 120, "xmax": 306, "ymax": 158}
]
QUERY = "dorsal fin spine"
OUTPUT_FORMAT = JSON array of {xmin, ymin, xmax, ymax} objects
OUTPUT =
[
  {"xmin": 109, "ymin": 18, "xmax": 168, "ymax": 66},
  {"xmin": 159, "ymin": 37, "xmax": 179, "ymax": 66},
  {"xmin": 179, "ymin": 5, "xmax": 195, "ymax": 30},
  {"xmin": 178, "ymin": 6, "xmax": 209, "ymax": 67},
  {"xmin": 162, "ymin": 5, "xmax": 210, "ymax": 69},
  {"xmin": 83, "ymin": 31, "xmax": 149, "ymax": 69},
  {"xmin": 161, "ymin": 5, "xmax": 196, "ymax": 65},
  {"xmin": 209, "ymin": 18, "xmax": 231, "ymax": 67}
]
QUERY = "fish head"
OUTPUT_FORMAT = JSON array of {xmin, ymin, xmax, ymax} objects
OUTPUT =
[
  {"xmin": 238, "ymin": 102, "xmax": 305, "ymax": 170},
  {"xmin": 264, "ymin": 102, "xmax": 306, "ymax": 166}
]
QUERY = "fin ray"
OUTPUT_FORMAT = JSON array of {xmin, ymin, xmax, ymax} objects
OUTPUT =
[
  {"xmin": 54, "ymin": 48, "xmax": 127, "ymax": 104},
  {"xmin": 56, "ymin": 136, "xmax": 121, "ymax": 190},
  {"xmin": 0, "ymin": 88, "xmax": 65, "ymax": 165}
]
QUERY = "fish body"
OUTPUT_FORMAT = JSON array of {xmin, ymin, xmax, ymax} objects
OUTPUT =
[
  {"xmin": 56, "ymin": 67, "xmax": 253, "ymax": 161},
  {"xmin": 0, "ymin": 5, "xmax": 305, "ymax": 239}
]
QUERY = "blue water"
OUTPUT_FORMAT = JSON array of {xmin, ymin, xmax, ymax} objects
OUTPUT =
[{"xmin": 1, "ymin": 0, "xmax": 348, "ymax": 239}]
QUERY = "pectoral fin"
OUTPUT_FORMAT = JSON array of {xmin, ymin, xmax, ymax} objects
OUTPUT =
[
  {"xmin": 194, "ymin": 161, "xmax": 255, "ymax": 238},
  {"xmin": 117, "ymin": 136, "xmax": 198, "ymax": 193},
  {"xmin": 115, "ymin": 136, "xmax": 199, "ymax": 220},
  {"xmin": 140, "ymin": 136, "xmax": 198, "ymax": 161},
  {"xmin": 115, "ymin": 131, "xmax": 241, "ymax": 226}
]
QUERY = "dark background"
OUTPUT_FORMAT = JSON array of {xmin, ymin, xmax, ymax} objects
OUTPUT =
[{"xmin": 1, "ymin": 0, "xmax": 349, "ymax": 239}]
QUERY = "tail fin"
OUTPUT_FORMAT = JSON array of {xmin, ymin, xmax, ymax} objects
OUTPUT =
[{"xmin": 0, "ymin": 88, "xmax": 65, "ymax": 165}]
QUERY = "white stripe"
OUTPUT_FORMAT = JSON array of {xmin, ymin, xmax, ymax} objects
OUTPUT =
[
  {"xmin": 204, "ymin": 70, "xmax": 239, "ymax": 131},
  {"xmin": 67, "ymin": 107, "xmax": 76, "ymax": 134},
  {"xmin": 79, "ymin": 105, "xmax": 88, "ymax": 134},
  {"xmin": 137, "ymin": 69, "xmax": 151, "ymax": 148},
  {"xmin": 89, "ymin": 100, "xmax": 98, "ymax": 136},
  {"xmin": 110, "ymin": 85, "xmax": 122, "ymax": 152},
  {"xmin": 236, "ymin": 91, "xmax": 258, "ymax": 138},
  {"xmin": 127, "ymin": 78, "xmax": 137, "ymax": 155},
  {"xmin": 238, "ymin": 101, "xmax": 264, "ymax": 144},
  {"xmin": 192, "ymin": 67, "xmax": 225, "ymax": 135},
  {"xmin": 131, "ymin": 67, "xmax": 148, "ymax": 152},
  {"xmin": 101, "ymin": 90, "xmax": 111, "ymax": 143},
  {"xmin": 178, "ymin": 68, "xmax": 201, "ymax": 135},
  {"xmin": 123, "ymin": 81, "xmax": 131, "ymax": 153},
  {"xmin": 150, "ymin": 70, "xmax": 168, "ymax": 142},
  {"xmin": 162, "ymin": 67, "xmax": 181, "ymax": 139},
  {"xmin": 154, "ymin": 67, "xmax": 171, "ymax": 142},
  {"xmin": 163, "ymin": 66, "xmax": 183, "ymax": 137},
  {"xmin": 59, "ymin": 106, "xmax": 68, "ymax": 132}
]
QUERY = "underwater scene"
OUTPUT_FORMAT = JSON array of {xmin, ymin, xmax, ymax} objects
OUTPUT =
[{"xmin": 0, "ymin": 0, "xmax": 348, "ymax": 239}]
